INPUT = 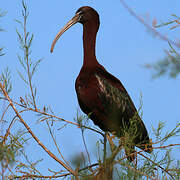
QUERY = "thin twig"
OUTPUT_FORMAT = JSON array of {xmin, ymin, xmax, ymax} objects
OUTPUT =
[
  {"xmin": 23, "ymin": 2, "xmax": 37, "ymax": 110},
  {"xmin": 9, "ymin": 173, "xmax": 71, "ymax": 179},
  {"xmin": 9, "ymin": 163, "xmax": 99, "ymax": 179},
  {"xmin": 153, "ymin": 144, "xmax": 180, "ymax": 150},
  {"xmin": 0, "ymin": 82, "xmax": 79, "ymax": 179},
  {"xmin": 2, "ymin": 115, "xmax": 17, "ymax": 144},
  {"xmin": 0, "ymin": 97, "xmax": 104, "ymax": 136},
  {"xmin": 0, "ymin": 103, "xmax": 11, "ymax": 123},
  {"xmin": 137, "ymin": 152, "xmax": 175, "ymax": 180},
  {"xmin": 118, "ymin": 142, "xmax": 180, "ymax": 162},
  {"xmin": 81, "ymin": 130, "xmax": 92, "ymax": 167},
  {"xmin": 46, "ymin": 120, "xmax": 71, "ymax": 169},
  {"xmin": 120, "ymin": 0, "xmax": 180, "ymax": 49},
  {"xmin": 1, "ymin": 103, "xmax": 17, "ymax": 144},
  {"xmin": 116, "ymin": 160, "xmax": 156, "ymax": 180}
]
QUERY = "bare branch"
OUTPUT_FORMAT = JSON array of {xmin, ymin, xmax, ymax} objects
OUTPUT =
[
  {"xmin": 0, "ymin": 81, "xmax": 79, "ymax": 178},
  {"xmin": 137, "ymin": 152, "xmax": 175, "ymax": 180},
  {"xmin": 46, "ymin": 120, "xmax": 71, "ymax": 169}
]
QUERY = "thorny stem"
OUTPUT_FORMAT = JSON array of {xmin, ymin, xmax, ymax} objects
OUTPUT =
[{"xmin": 0, "ymin": 82, "xmax": 79, "ymax": 179}]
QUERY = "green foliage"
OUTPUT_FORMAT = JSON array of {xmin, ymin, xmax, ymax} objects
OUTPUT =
[
  {"xmin": 0, "ymin": 9, "xmax": 6, "ymax": 56},
  {"xmin": 147, "ymin": 14, "xmax": 180, "ymax": 79},
  {"xmin": 155, "ymin": 14, "xmax": 180, "ymax": 30},
  {"xmin": 0, "ymin": 130, "xmax": 26, "ymax": 166},
  {"xmin": 150, "ymin": 51, "xmax": 180, "ymax": 78},
  {"xmin": 0, "ymin": 67, "xmax": 12, "ymax": 95},
  {"xmin": 0, "ymin": 9, "xmax": 6, "ymax": 32},
  {"xmin": 15, "ymin": 150, "xmax": 43, "ymax": 176},
  {"xmin": 0, "ymin": 47, "xmax": 4, "ymax": 57},
  {"xmin": 72, "ymin": 99, "xmax": 180, "ymax": 180},
  {"xmin": 16, "ymin": 0, "xmax": 42, "ymax": 109},
  {"xmin": 75, "ymin": 110, "xmax": 90, "ymax": 131}
]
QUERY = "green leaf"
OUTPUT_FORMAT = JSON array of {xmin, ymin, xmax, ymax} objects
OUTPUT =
[
  {"xmin": 17, "ymin": 70, "xmax": 28, "ymax": 84},
  {"xmin": 31, "ymin": 58, "xmax": 43, "ymax": 77}
]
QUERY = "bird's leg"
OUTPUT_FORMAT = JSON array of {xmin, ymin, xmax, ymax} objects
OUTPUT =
[
  {"xmin": 102, "ymin": 133, "xmax": 122, "ymax": 180},
  {"xmin": 103, "ymin": 132, "xmax": 107, "ymax": 163},
  {"xmin": 101, "ymin": 132, "xmax": 114, "ymax": 180}
]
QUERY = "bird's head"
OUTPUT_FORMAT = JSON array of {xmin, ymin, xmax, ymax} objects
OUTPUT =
[
  {"xmin": 75, "ymin": 6, "xmax": 99, "ymax": 25},
  {"xmin": 50, "ymin": 6, "xmax": 99, "ymax": 53}
]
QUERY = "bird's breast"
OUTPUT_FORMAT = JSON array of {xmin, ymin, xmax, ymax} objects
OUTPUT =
[{"xmin": 75, "ymin": 73, "xmax": 99, "ymax": 102}]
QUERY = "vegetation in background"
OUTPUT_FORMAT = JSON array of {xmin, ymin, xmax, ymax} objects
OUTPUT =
[{"xmin": 147, "ymin": 14, "xmax": 180, "ymax": 78}]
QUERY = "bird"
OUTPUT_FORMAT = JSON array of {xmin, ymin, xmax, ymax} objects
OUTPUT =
[{"xmin": 50, "ymin": 6, "xmax": 152, "ymax": 161}]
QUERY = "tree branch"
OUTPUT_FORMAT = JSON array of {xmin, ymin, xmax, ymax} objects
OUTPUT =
[
  {"xmin": 119, "ymin": 0, "xmax": 180, "ymax": 49},
  {"xmin": 0, "ymin": 82, "xmax": 79, "ymax": 179}
]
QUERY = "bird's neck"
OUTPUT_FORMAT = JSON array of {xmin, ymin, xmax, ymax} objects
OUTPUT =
[{"xmin": 83, "ymin": 21, "xmax": 99, "ymax": 68}]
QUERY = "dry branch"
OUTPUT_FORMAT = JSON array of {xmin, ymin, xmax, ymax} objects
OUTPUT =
[{"xmin": 0, "ymin": 81, "xmax": 79, "ymax": 179}]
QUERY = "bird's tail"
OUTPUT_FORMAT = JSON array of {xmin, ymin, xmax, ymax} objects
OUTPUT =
[
  {"xmin": 124, "ymin": 138, "xmax": 153, "ymax": 162},
  {"xmin": 137, "ymin": 139, "xmax": 153, "ymax": 153}
]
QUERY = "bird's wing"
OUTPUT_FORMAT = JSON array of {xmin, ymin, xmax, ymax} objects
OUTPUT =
[
  {"xmin": 96, "ymin": 69, "xmax": 150, "ymax": 145},
  {"xmin": 95, "ymin": 69, "xmax": 137, "ymax": 122}
]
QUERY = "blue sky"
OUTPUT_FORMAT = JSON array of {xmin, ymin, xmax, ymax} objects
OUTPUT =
[{"xmin": 1, "ymin": 0, "xmax": 180, "ymax": 175}]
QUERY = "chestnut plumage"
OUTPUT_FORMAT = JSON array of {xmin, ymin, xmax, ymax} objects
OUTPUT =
[{"xmin": 51, "ymin": 6, "xmax": 152, "ymax": 161}]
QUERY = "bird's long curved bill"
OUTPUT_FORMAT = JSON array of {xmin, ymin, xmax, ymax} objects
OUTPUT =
[{"xmin": 50, "ymin": 14, "xmax": 80, "ymax": 53}]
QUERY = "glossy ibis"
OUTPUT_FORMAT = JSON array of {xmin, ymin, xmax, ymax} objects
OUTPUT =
[{"xmin": 51, "ymin": 6, "xmax": 152, "ymax": 161}]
